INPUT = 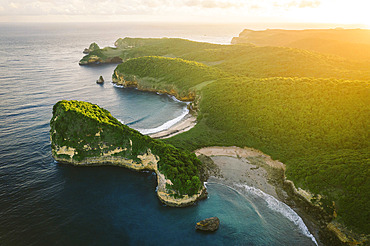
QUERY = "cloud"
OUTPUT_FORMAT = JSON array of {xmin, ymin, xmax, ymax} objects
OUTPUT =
[
  {"xmin": 298, "ymin": 0, "xmax": 320, "ymax": 8},
  {"xmin": 185, "ymin": 0, "xmax": 244, "ymax": 9},
  {"xmin": 0, "ymin": 0, "xmax": 250, "ymax": 16},
  {"xmin": 0, "ymin": 0, "xmax": 320, "ymax": 19},
  {"xmin": 0, "ymin": 0, "xmax": 161, "ymax": 16},
  {"xmin": 274, "ymin": 0, "xmax": 320, "ymax": 9}
]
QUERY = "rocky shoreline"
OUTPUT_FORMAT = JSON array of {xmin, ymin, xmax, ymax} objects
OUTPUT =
[
  {"xmin": 112, "ymin": 71, "xmax": 196, "ymax": 102},
  {"xmin": 110, "ymin": 73, "xmax": 366, "ymax": 245},
  {"xmin": 195, "ymin": 146, "xmax": 365, "ymax": 246},
  {"xmin": 111, "ymin": 73, "xmax": 199, "ymax": 139},
  {"xmin": 52, "ymin": 149, "xmax": 206, "ymax": 208}
]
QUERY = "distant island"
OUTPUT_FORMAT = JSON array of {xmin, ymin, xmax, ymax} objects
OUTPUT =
[{"xmin": 69, "ymin": 28, "xmax": 369, "ymax": 245}]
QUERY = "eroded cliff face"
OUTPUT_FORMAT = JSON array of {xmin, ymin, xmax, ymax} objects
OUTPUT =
[
  {"xmin": 112, "ymin": 71, "xmax": 195, "ymax": 102},
  {"xmin": 50, "ymin": 100, "xmax": 204, "ymax": 207},
  {"xmin": 79, "ymin": 56, "xmax": 123, "ymax": 65}
]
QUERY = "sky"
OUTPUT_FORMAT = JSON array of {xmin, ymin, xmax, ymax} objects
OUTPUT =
[{"xmin": 0, "ymin": 0, "xmax": 369, "ymax": 27}]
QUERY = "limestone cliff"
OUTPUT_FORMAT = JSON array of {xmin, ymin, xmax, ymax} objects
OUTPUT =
[
  {"xmin": 79, "ymin": 42, "xmax": 123, "ymax": 65},
  {"xmin": 50, "ymin": 100, "xmax": 205, "ymax": 207},
  {"xmin": 112, "ymin": 70, "xmax": 195, "ymax": 102},
  {"xmin": 110, "ymin": 56, "xmax": 219, "ymax": 102}
]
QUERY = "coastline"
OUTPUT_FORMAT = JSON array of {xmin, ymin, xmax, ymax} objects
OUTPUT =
[
  {"xmin": 110, "ymin": 66, "xmax": 365, "ymax": 244},
  {"xmin": 195, "ymin": 146, "xmax": 329, "ymax": 246},
  {"xmin": 148, "ymin": 113, "xmax": 197, "ymax": 139},
  {"xmin": 111, "ymin": 79, "xmax": 197, "ymax": 139},
  {"xmin": 52, "ymin": 150, "xmax": 205, "ymax": 208}
]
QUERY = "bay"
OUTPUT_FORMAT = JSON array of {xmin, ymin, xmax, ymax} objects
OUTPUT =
[{"xmin": 0, "ymin": 22, "xmax": 315, "ymax": 245}]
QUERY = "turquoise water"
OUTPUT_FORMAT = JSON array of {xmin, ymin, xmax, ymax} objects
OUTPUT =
[{"xmin": 0, "ymin": 23, "xmax": 316, "ymax": 245}]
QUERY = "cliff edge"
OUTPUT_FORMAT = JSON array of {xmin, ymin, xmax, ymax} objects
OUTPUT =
[{"xmin": 50, "ymin": 100, "xmax": 205, "ymax": 207}]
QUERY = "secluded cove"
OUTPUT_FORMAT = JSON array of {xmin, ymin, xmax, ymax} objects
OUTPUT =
[
  {"xmin": 78, "ymin": 35, "xmax": 369, "ymax": 244},
  {"xmin": 48, "ymin": 99, "xmax": 318, "ymax": 244},
  {"xmin": 2, "ymin": 23, "xmax": 368, "ymax": 245}
]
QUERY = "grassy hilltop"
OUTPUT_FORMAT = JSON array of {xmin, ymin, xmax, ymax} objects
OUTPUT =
[
  {"xmin": 50, "ymin": 100, "xmax": 203, "ymax": 198},
  {"xmin": 231, "ymin": 28, "xmax": 370, "ymax": 61},
  {"xmin": 80, "ymin": 31, "xmax": 370, "ymax": 237}
]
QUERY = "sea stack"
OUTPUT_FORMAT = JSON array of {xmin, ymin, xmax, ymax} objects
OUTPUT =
[
  {"xmin": 195, "ymin": 217, "xmax": 220, "ymax": 232},
  {"xmin": 96, "ymin": 76, "xmax": 104, "ymax": 84},
  {"xmin": 83, "ymin": 48, "xmax": 90, "ymax": 54}
]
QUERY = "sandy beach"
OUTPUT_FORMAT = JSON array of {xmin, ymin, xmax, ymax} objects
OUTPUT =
[
  {"xmin": 149, "ymin": 113, "xmax": 197, "ymax": 139},
  {"xmin": 195, "ymin": 146, "xmax": 286, "ymax": 199},
  {"xmin": 195, "ymin": 146, "xmax": 325, "ymax": 245}
]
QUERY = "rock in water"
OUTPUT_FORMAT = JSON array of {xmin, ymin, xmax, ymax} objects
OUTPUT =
[
  {"xmin": 83, "ymin": 48, "xmax": 90, "ymax": 54},
  {"xmin": 195, "ymin": 217, "xmax": 220, "ymax": 232},
  {"xmin": 96, "ymin": 76, "xmax": 104, "ymax": 84}
]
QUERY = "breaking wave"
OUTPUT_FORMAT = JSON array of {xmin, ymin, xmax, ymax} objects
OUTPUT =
[
  {"xmin": 135, "ymin": 107, "xmax": 189, "ymax": 135},
  {"xmin": 234, "ymin": 183, "xmax": 318, "ymax": 245}
]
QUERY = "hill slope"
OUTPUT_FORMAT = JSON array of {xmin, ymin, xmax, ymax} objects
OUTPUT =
[
  {"xmin": 232, "ymin": 28, "xmax": 370, "ymax": 61},
  {"xmin": 50, "ymin": 100, "xmax": 205, "ymax": 205},
  {"xmin": 79, "ymin": 35, "xmax": 370, "ymax": 240}
]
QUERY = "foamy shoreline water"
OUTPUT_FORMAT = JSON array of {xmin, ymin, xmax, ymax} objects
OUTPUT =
[
  {"xmin": 235, "ymin": 183, "xmax": 318, "ymax": 245},
  {"xmin": 197, "ymin": 147, "xmax": 319, "ymax": 245},
  {"xmin": 136, "ymin": 107, "xmax": 189, "ymax": 135},
  {"xmin": 205, "ymin": 179, "xmax": 318, "ymax": 245},
  {"xmin": 0, "ymin": 22, "xmax": 325, "ymax": 245},
  {"xmin": 111, "ymin": 82, "xmax": 193, "ymax": 135}
]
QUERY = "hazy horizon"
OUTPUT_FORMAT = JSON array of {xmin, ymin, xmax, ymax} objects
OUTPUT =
[
  {"xmin": 1, "ymin": 21, "xmax": 368, "ymax": 32},
  {"xmin": 0, "ymin": 0, "xmax": 369, "ymax": 29}
]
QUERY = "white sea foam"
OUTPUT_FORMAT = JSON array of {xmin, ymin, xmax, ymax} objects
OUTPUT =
[
  {"xmin": 111, "ymin": 82, "xmax": 190, "ymax": 134},
  {"xmin": 111, "ymin": 82, "xmax": 124, "ymax": 88},
  {"xmin": 117, "ymin": 119, "xmax": 124, "ymax": 124},
  {"xmin": 234, "ymin": 183, "xmax": 318, "ymax": 245},
  {"xmin": 135, "ymin": 107, "xmax": 189, "ymax": 135},
  {"xmin": 168, "ymin": 95, "xmax": 190, "ymax": 104}
]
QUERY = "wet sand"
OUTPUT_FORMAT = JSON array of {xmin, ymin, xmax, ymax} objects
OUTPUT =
[
  {"xmin": 149, "ymin": 114, "xmax": 197, "ymax": 139},
  {"xmin": 195, "ymin": 146, "xmax": 286, "ymax": 200},
  {"xmin": 195, "ymin": 146, "xmax": 324, "ymax": 245}
]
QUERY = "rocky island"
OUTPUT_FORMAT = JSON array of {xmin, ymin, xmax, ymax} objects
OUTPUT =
[
  {"xmin": 50, "ymin": 100, "xmax": 206, "ymax": 207},
  {"xmin": 79, "ymin": 42, "xmax": 123, "ymax": 65}
]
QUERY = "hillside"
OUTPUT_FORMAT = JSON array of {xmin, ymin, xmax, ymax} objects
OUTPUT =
[
  {"xmin": 50, "ymin": 100, "xmax": 204, "ymax": 205},
  {"xmin": 167, "ymin": 77, "xmax": 369, "ymax": 233},
  {"xmin": 80, "ymin": 35, "xmax": 370, "ymax": 241},
  {"xmin": 112, "ymin": 56, "xmax": 223, "ymax": 101},
  {"xmin": 231, "ymin": 28, "xmax": 370, "ymax": 61},
  {"xmin": 81, "ymin": 37, "xmax": 370, "ymax": 81}
]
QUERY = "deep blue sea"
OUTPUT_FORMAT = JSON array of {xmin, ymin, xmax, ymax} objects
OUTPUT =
[{"xmin": 0, "ymin": 22, "xmax": 317, "ymax": 245}]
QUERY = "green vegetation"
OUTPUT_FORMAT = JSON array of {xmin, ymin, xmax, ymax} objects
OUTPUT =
[
  {"xmin": 50, "ymin": 100, "xmax": 202, "ymax": 197},
  {"xmin": 113, "ymin": 56, "xmax": 222, "ymax": 99},
  {"xmin": 89, "ymin": 42, "xmax": 100, "ymax": 51},
  {"xmin": 166, "ymin": 77, "xmax": 369, "ymax": 233},
  {"xmin": 79, "ymin": 43, "xmax": 123, "ymax": 65},
  {"xmin": 80, "ymin": 34, "xmax": 370, "ymax": 234},
  {"xmin": 82, "ymin": 37, "xmax": 370, "ymax": 80},
  {"xmin": 232, "ymin": 28, "xmax": 370, "ymax": 61}
]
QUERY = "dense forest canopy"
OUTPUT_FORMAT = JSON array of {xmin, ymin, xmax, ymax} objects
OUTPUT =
[
  {"xmin": 50, "ymin": 100, "xmax": 203, "ymax": 197},
  {"xmin": 232, "ymin": 28, "xmax": 370, "ymax": 61},
  {"xmin": 79, "ymin": 30, "xmax": 370, "ymax": 234}
]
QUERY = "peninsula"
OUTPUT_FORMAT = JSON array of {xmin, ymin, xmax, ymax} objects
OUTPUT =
[
  {"xmin": 50, "ymin": 100, "xmax": 206, "ymax": 207},
  {"xmin": 76, "ymin": 29, "xmax": 369, "ymax": 245}
]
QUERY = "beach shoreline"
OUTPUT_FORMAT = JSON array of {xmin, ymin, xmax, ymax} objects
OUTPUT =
[
  {"xmin": 148, "ymin": 113, "xmax": 197, "ymax": 139},
  {"xmin": 195, "ymin": 146, "xmax": 324, "ymax": 245}
]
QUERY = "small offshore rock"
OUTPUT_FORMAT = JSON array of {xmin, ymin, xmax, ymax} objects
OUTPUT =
[
  {"xmin": 195, "ymin": 217, "xmax": 220, "ymax": 232},
  {"xmin": 96, "ymin": 76, "xmax": 104, "ymax": 84}
]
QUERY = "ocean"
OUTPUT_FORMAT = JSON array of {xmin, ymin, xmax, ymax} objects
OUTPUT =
[{"xmin": 0, "ymin": 22, "xmax": 316, "ymax": 245}]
